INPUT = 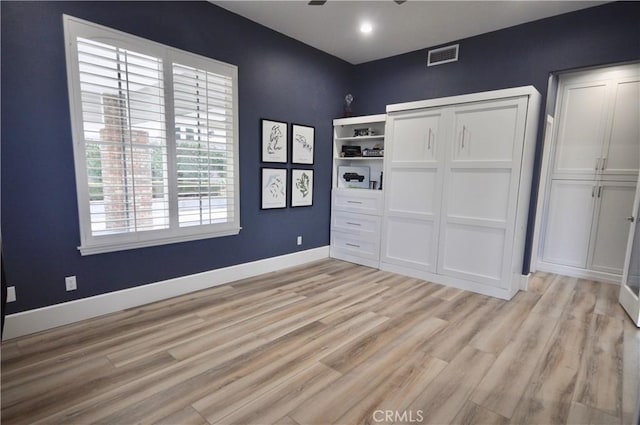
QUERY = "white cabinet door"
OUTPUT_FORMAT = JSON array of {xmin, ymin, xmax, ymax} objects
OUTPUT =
[
  {"xmin": 381, "ymin": 108, "xmax": 446, "ymax": 272},
  {"xmin": 553, "ymin": 81, "xmax": 609, "ymax": 176},
  {"xmin": 438, "ymin": 97, "xmax": 528, "ymax": 288},
  {"xmin": 589, "ymin": 181, "xmax": 636, "ymax": 274},
  {"xmin": 602, "ymin": 78, "xmax": 640, "ymax": 177},
  {"xmin": 450, "ymin": 98, "xmax": 524, "ymax": 162},
  {"xmin": 542, "ymin": 180, "xmax": 597, "ymax": 268},
  {"xmin": 388, "ymin": 108, "xmax": 444, "ymax": 162}
]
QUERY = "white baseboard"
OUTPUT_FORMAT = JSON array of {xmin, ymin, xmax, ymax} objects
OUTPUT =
[
  {"xmin": 378, "ymin": 262, "xmax": 518, "ymax": 300},
  {"xmin": 520, "ymin": 273, "xmax": 531, "ymax": 291},
  {"xmin": 3, "ymin": 246, "xmax": 330, "ymax": 340},
  {"xmin": 536, "ymin": 260, "xmax": 621, "ymax": 285}
]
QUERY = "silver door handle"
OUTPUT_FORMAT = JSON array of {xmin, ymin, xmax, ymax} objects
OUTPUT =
[
  {"xmin": 597, "ymin": 185, "xmax": 602, "ymax": 198},
  {"xmin": 346, "ymin": 222, "xmax": 361, "ymax": 226},
  {"xmin": 592, "ymin": 186, "xmax": 596, "ymax": 197},
  {"xmin": 347, "ymin": 200, "xmax": 362, "ymax": 204},
  {"xmin": 601, "ymin": 157, "xmax": 607, "ymax": 171},
  {"xmin": 346, "ymin": 243, "xmax": 361, "ymax": 248},
  {"xmin": 595, "ymin": 158, "xmax": 600, "ymax": 171},
  {"xmin": 627, "ymin": 216, "xmax": 635, "ymax": 222},
  {"xmin": 427, "ymin": 128, "xmax": 432, "ymax": 150},
  {"xmin": 461, "ymin": 125, "xmax": 467, "ymax": 149}
]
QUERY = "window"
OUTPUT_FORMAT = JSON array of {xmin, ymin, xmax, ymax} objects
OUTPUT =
[{"xmin": 64, "ymin": 16, "xmax": 240, "ymax": 255}]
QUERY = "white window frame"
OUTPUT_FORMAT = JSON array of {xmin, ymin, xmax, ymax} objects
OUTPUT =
[{"xmin": 63, "ymin": 15, "xmax": 240, "ymax": 255}]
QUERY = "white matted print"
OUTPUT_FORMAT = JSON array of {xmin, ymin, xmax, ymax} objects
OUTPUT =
[
  {"xmin": 261, "ymin": 168, "xmax": 287, "ymax": 209},
  {"xmin": 261, "ymin": 119, "xmax": 288, "ymax": 163},
  {"xmin": 292, "ymin": 124, "xmax": 315, "ymax": 165},
  {"xmin": 291, "ymin": 169, "xmax": 313, "ymax": 207}
]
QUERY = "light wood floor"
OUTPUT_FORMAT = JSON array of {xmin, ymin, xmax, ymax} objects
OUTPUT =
[{"xmin": 1, "ymin": 259, "xmax": 638, "ymax": 425}]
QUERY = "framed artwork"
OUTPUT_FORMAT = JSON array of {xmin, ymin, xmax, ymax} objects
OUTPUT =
[
  {"xmin": 261, "ymin": 119, "xmax": 288, "ymax": 163},
  {"xmin": 261, "ymin": 168, "xmax": 287, "ymax": 209},
  {"xmin": 291, "ymin": 169, "xmax": 314, "ymax": 207},
  {"xmin": 291, "ymin": 124, "xmax": 315, "ymax": 165}
]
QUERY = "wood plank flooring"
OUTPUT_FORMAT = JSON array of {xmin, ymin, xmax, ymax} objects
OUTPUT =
[{"xmin": 1, "ymin": 259, "xmax": 638, "ymax": 424}]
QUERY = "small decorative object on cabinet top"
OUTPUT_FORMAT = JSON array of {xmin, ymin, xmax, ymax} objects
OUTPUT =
[{"xmin": 343, "ymin": 93, "xmax": 353, "ymax": 117}]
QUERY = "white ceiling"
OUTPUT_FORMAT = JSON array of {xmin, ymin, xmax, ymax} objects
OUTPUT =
[{"xmin": 213, "ymin": 0, "xmax": 606, "ymax": 64}]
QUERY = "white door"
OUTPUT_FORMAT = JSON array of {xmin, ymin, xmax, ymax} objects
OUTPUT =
[
  {"xmin": 381, "ymin": 108, "xmax": 445, "ymax": 271},
  {"xmin": 601, "ymin": 77, "xmax": 640, "ymax": 177},
  {"xmin": 541, "ymin": 180, "xmax": 597, "ymax": 268},
  {"xmin": 437, "ymin": 97, "xmax": 527, "ymax": 288},
  {"xmin": 619, "ymin": 175, "xmax": 640, "ymax": 326},
  {"xmin": 552, "ymin": 80, "xmax": 609, "ymax": 177},
  {"xmin": 588, "ymin": 181, "xmax": 636, "ymax": 274}
]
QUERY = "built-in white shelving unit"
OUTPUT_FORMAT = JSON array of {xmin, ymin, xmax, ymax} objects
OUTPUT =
[{"xmin": 330, "ymin": 114, "xmax": 386, "ymax": 268}]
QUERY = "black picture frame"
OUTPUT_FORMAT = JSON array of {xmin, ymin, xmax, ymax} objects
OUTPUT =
[
  {"xmin": 261, "ymin": 167, "xmax": 287, "ymax": 209},
  {"xmin": 291, "ymin": 123, "xmax": 315, "ymax": 165},
  {"xmin": 291, "ymin": 168, "xmax": 314, "ymax": 208},
  {"xmin": 261, "ymin": 119, "xmax": 288, "ymax": 163}
]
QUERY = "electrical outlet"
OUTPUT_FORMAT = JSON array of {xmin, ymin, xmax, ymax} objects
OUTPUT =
[
  {"xmin": 65, "ymin": 276, "xmax": 77, "ymax": 291},
  {"xmin": 297, "ymin": 236, "xmax": 303, "ymax": 246},
  {"xmin": 7, "ymin": 286, "xmax": 16, "ymax": 303}
]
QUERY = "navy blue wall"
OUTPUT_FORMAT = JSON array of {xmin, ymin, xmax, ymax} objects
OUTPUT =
[
  {"xmin": 1, "ymin": 1, "xmax": 352, "ymax": 313},
  {"xmin": 351, "ymin": 1, "xmax": 640, "ymax": 273}
]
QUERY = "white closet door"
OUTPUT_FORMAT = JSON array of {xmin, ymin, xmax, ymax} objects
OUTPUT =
[
  {"xmin": 553, "ymin": 81, "xmax": 609, "ymax": 177},
  {"xmin": 438, "ymin": 97, "xmax": 527, "ymax": 288},
  {"xmin": 589, "ymin": 181, "xmax": 636, "ymax": 274},
  {"xmin": 602, "ymin": 77, "xmax": 640, "ymax": 177},
  {"xmin": 542, "ymin": 180, "xmax": 597, "ymax": 268},
  {"xmin": 381, "ymin": 108, "xmax": 446, "ymax": 271}
]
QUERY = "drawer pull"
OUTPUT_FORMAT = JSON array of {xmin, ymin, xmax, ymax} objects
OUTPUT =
[
  {"xmin": 347, "ymin": 200, "xmax": 363, "ymax": 204},
  {"xmin": 346, "ymin": 222, "xmax": 361, "ymax": 226},
  {"xmin": 346, "ymin": 243, "xmax": 361, "ymax": 248}
]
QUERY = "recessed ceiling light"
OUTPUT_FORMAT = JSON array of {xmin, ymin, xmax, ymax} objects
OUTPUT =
[{"xmin": 360, "ymin": 22, "xmax": 373, "ymax": 34}]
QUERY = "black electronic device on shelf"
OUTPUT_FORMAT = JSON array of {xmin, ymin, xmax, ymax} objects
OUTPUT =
[{"xmin": 341, "ymin": 145, "xmax": 362, "ymax": 157}]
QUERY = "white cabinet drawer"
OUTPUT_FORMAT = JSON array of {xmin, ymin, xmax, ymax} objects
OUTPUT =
[
  {"xmin": 332, "ymin": 211, "xmax": 381, "ymax": 237},
  {"xmin": 332, "ymin": 189, "xmax": 383, "ymax": 215},
  {"xmin": 331, "ymin": 232, "xmax": 380, "ymax": 260}
]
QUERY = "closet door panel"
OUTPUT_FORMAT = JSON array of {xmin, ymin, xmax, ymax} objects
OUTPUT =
[
  {"xmin": 603, "ymin": 78, "xmax": 640, "ymax": 176},
  {"xmin": 441, "ymin": 223, "xmax": 506, "ymax": 285},
  {"xmin": 553, "ymin": 82, "xmax": 608, "ymax": 175},
  {"xmin": 438, "ymin": 96, "xmax": 528, "ymax": 288},
  {"xmin": 589, "ymin": 182, "xmax": 636, "ymax": 274},
  {"xmin": 541, "ymin": 180, "xmax": 596, "ymax": 268},
  {"xmin": 386, "ymin": 168, "xmax": 437, "ymax": 218},
  {"xmin": 383, "ymin": 217, "xmax": 436, "ymax": 271},
  {"xmin": 447, "ymin": 169, "xmax": 511, "ymax": 222},
  {"xmin": 389, "ymin": 110, "xmax": 443, "ymax": 162},
  {"xmin": 382, "ymin": 107, "xmax": 446, "ymax": 273},
  {"xmin": 451, "ymin": 99, "xmax": 520, "ymax": 162}
]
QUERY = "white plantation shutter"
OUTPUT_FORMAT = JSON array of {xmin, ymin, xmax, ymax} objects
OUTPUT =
[
  {"xmin": 173, "ymin": 63, "xmax": 236, "ymax": 227},
  {"xmin": 64, "ymin": 16, "xmax": 240, "ymax": 255},
  {"xmin": 76, "ymin": 37, "xmax": 170, "ymax": 236}
]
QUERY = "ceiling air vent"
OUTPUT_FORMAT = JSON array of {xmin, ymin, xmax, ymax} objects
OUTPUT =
[{"xmin": 427, "ymin": 44, "xmax": 459, "ymax": 67}]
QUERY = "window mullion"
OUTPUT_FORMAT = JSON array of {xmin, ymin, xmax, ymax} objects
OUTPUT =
[{"xmin": 164, "ymin": 53, "xmax": 179, "ymax": 232}]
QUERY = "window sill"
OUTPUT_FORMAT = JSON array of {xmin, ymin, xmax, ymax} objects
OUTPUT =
[{"xmin": 78, "ymin": 227, "xmax": 241, "ymax": 256}]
